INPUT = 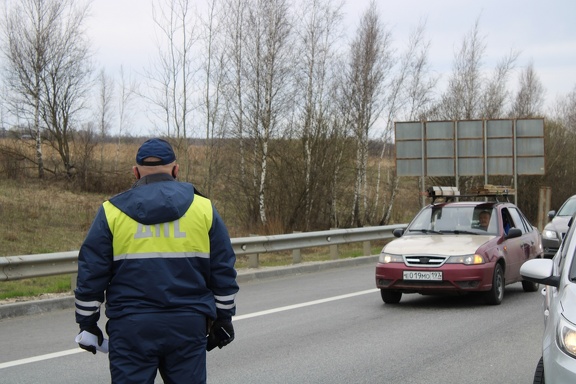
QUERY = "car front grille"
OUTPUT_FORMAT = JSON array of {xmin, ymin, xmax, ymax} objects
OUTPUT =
[{"xmin": 404, "ymin": 255, "xmax": 447, "ymax": 267}]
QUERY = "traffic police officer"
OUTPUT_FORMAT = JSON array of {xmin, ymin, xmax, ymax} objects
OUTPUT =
[{"xmin": 74, "ymin": 138, "xmax": 238, "ymax": 383}]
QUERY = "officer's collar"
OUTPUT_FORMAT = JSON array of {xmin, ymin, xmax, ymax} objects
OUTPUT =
[{"xmin": 132, "ymin": 173, "xmax": 176, "ymax": 188}]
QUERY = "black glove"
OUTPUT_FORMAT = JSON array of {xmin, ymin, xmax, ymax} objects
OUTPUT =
[
  {"xmin": 206, "ymin": 318, "xmax": 234, "ymax": 351},
  {"xmin": 78, "ymin": 324, "xmax": 104, "ymax": 355}
]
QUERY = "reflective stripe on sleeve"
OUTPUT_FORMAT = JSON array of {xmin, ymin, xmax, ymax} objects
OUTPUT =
[
  {"xmin": 215, "ymin": 302, "xmax": 236, "ymax": 310},
  {"xmin": 215, "ymin": 293, "xmax": 236, "ymax": 310},
  {"xmin": 75, "ymin": 307, "xmax": 100, "ymax": 316},
  {"xmin": 75, "ymin": 298, "xmax": 101, "ymax": 317},
  {"xmin": 214, "ymin": 294, "xmax": 236, "ymax": 302},
  {"xmin": 75, "ymin": 298, "xmax": 102, "ymax": 308}
]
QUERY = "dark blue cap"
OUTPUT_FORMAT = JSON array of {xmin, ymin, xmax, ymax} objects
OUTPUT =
[{"xmin": 136, "ymin": 138, "xmax": 176, "ymax": 166}]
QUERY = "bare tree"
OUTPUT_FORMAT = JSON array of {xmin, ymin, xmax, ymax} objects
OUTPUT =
[
  {"xmin": 197, "ymin": 0, "xmax": 230, "ymax": 196},
  {"xmin": 481, "ymin": 50, "xmax": 519, "ymax": 118},
  {"xmin": 230, "ymin": 0, "xmax": 294, "ymax": 226},
  {"xmin": 402, "ymin": 21, "xmax": 438, "ymax": 121},
  {"xmin": 509, "ymin": 61, "xmax": 545, "ymax": 118},
  {"xmin": 95, "ymin": 68, "xmax": 114, "ymax": 171},
  {"xmin": 218, "ymin": 0, "xmax": 254, "ymax": 227},
  {"xmin": 542, "ymin": 87, "xmax": 576, "ymax": 206},
  {"xmin": 74, "ymin": 120, "xmax": 98, "ymax": 189},
  {"xmin": 294, "ymin": 0, "xmax": 344, "ymax": 230},
  {"xmin": 377, "ymin": 19, "xmax": 438, "ymax": 225},
  {"xmin": 344, "ymin": 0, "xmax": 392, "ymax": 226},
  {"xmin": 0, "ymin": 84, "xmax": 9, "ymax": 132},
  {"xmin": 41, "ymin": 1, "xmax": 92, "ymax": 177},
  {"xmin": 146, "ymin": 0, "xmax": 199, "ymax": 178},
  {"xmin": 435, "ymin": 18, "xmax": 486, "ymax": 120},
  {"xmin": 434, "ymin": 17, "xmax": 521, "ymax": 122},
  {"xmin": 555, "ymin": 86, "xmax": 576, "ymax": 132},
  {"xmin": 1, "ymin": 0, "xmax": 92, "ymax": 178},
  {"xmin": 113, "ymin": 67, "xmax": 137, "ymax": 171}
]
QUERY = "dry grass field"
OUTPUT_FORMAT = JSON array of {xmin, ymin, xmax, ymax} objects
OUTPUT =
[
  {"xmin": 0, "ymin": 179, "xmax": 107, "ymax": 256},
  {"xmin": 0, "ymin": 178, "xmax": 108, "ymax": 300}
]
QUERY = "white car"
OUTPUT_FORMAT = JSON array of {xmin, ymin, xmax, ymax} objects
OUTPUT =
[
  {"xmin": 520, "ymin": 214, "xmax": 576, "ymax": 383},
  {"xmin": 542, "ymin": 195, "xmax": 576, "ymax": 258}
]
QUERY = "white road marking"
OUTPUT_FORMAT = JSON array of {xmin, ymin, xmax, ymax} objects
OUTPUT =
[
  {"xmin": 0, "ymin": 349, "xmax": 83, "ymax": 369},
  {"xmin": 0, "ymin": 288, "xmax": 378, "ymax": 369},
  {"xmin": 233, "ymin": 288, "xmax": 378, "ymax": 321}
]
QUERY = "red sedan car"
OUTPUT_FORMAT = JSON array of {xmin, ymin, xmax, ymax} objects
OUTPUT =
[{"xmin": 376, "ymin": 190, "xmax": 543, "ymax": 305}]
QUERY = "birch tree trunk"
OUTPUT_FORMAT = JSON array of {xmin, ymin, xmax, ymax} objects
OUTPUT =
[
  {"xmin": 345, "ymin": 1, "xmax": 390, "ymax": 226},
  {"xmin": 296, "ymin": 0, "xmax": 343, "ymax": 230}
]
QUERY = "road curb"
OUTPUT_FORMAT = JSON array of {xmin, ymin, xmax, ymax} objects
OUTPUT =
[
  {"xmin": 0, "ymin": 255, "xmax": 379, "ymax": 320},
  {"xmin": 0, "ymin": 296, "xmax": 75, "ymax": 319}
]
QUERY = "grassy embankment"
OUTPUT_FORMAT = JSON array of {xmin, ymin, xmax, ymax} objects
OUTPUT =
[
  {"xmin": 0, "ymin": 179, "xmax": 106, "ymax": 300},
  {"xmin": 0, "ymin": 178, "xmax": 388, "ymax": 300}
]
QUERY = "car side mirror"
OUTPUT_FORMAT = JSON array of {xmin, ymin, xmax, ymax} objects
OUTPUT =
[
  {"xmin": 393, "ymin": 228, "xmax": 405, "ymax": 238},
  {"xmin": 547, "ymin": 210, "xmax": 556, "ymax": 220},
  {"xmin": 520, "ymin": 258, "xmax": 561, "ymax": 288},
  {"xmin": 506, "ymin": 228, "xmax": 522, "ymax": 239}
]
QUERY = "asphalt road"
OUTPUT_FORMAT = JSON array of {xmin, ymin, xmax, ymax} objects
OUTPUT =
[{"xmin": 0, "ymin": 262, "xmax": 544, "ymax": 383}]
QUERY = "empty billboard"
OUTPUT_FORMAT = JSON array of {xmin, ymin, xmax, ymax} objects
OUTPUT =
[{"xmin": 395, "ymin": 119, "xmax": 545, "ymax": 177}]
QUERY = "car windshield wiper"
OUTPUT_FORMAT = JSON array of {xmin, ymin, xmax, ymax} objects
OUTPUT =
[
  {"xmin": 408, "ymin": 228, "xmax": 443, "ymax": 234},
  {"xmin": 439, "ymin": 229, "xmax": 478, "ymax": 235}
]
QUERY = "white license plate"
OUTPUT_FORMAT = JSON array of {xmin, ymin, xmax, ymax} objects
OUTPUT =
[{"xmin": 403, "ymin": 271, "xmax": 442, "ymax": 281}]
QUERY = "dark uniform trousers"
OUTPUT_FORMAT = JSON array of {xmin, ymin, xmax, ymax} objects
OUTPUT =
[{"xmin": 107, "ymin": 311, "xmax": 207, "ymax": 384}]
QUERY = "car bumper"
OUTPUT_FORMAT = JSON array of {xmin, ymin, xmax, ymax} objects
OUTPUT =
[
  {"xmin": 544, "ymin": 342, "xmax": 576, "ymax": 383},
  {"xmin": 375, "ymin": 262, "xmax": 495, "ymax": 293}
]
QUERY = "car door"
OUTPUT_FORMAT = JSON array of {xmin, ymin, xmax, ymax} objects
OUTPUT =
[
  {"xmin": 501, "ymin": 207, "xmax": 529, "ymax": 283},
  {"xmin": 511, "ymin": 207, "xmax": 541, "ymax": 260}
]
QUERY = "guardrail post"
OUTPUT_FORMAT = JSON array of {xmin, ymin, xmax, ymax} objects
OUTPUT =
[
  {"xmin": 330, "ymin": 244, "xmax": 338, "ymax": 259},
  {"xmin": 292, "ymin": 231, "xmax": 302, "ymax": 264},
  {"xmin": 71, "ymin": 273, "xmax": 77, "ymax": 290},
  {"xmin": 329, "ymin": 228, "xmax": 338, "ymax": 259},
  {"xmin": 248, "ymin": 234, "xmax": 259, "ymax": 268},
  {"xmin": 248, "ymin": 253, "xmax": 259, "ymax": 268},
  {"xmin": 363, "ymin": 240, "xmax": 371, "ymax": 256},
  {"xmin": 292, "ymin": 248, "xmax": 301, "ymax": 264}
]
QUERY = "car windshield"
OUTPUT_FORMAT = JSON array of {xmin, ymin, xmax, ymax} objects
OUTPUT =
[
  {"xmin": 408, "ymin": 206, "xmax": 497, "ymax": 235},
  {"xmin": 557, "ymin": 198, "xmax": 576, "ymax": 217}
]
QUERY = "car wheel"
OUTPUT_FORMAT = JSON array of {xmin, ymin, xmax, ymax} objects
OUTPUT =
[
  {"xmin": 533, "ymin": 356, "xmax": 545, "ymax": 384},
  {"xmin": 484, "ymin": 264, "xmax": 504, "ymax": 305},
  {"xmin": 380, "ymin": 289, "xmax": 402, "ymax": 304},
  {"xmin": 522, "ymin": 279, "xmax": 539, "ymax": 292}
]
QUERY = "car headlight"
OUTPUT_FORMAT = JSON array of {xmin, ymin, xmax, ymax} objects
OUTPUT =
[
  {"xmin": 543, "ymin": 230, "xmax": 558, "ymax": 240},
  {"xmin": 379, "ymin": 253, "xmax": 403, "ymax": 263},
  {"xmin": 558, "ymin": 316, "xmax": 576, "ymax": 359},
  {"xmin": 446, "ymin": 254, "xmax": 484, "ymax": 265}
]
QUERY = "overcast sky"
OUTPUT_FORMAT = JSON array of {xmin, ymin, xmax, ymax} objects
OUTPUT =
[{"xmin": 85, "ymin": 0, "xmax": 576, "ymax": 135}]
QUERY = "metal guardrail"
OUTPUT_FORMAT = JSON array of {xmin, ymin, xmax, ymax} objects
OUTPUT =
[{"xmin": 0, "ymin": 224, "xmax": 406, "ymax": 281}]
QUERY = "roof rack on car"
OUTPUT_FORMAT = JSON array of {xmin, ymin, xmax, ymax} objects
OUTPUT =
[{"xmin": 425, "ymin": 185, "xmax": 515, "ymax": 203}]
